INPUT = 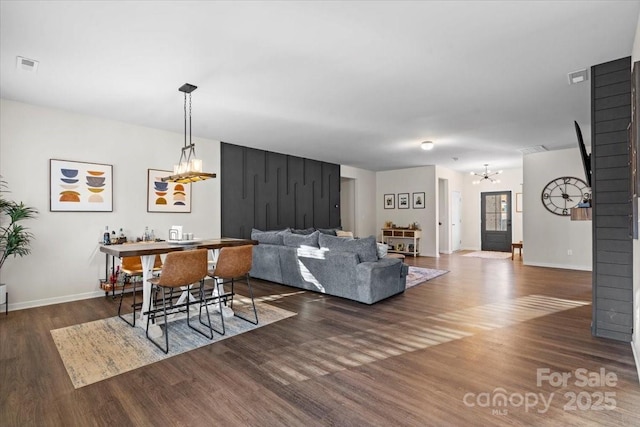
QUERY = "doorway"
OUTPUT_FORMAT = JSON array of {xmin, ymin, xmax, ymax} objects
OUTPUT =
[
  {"xmin": 451, "ymin": 191, "xmax": 462, "ymax": 252},
  {"xmin": 481, "ymin": 191, "xmax": 512, "ymax": 252},
  {"xmin": 438, "ymin": 178, "xmax": 449, "ymax": 254}
]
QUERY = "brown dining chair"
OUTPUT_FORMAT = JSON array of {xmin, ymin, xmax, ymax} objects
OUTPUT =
[
  {"xmin": 145, "ymin": 249, "xmax": 216, "ymax": 354},
  {"xmin": 208, "ymin": 245, "xmax": 258, "ymax": 325},
  {"xmin": 117, "ymin": 255, "xmax": 162, "ymax": 327}
]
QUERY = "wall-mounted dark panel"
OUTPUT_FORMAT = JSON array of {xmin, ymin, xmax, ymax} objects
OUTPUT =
[
  {"xmin": 591, "ymin": 56, "xmax": 632, "ymax": 342},
  {"xmin": 221, "ymin": 142, "xmax": 340, "ymax": 239}
]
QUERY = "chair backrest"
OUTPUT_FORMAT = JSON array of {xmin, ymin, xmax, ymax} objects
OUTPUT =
[
  {"xmin": 158, "ymin": 249, "xmax": 208, "ymax": 287},
  {"xmin": 212, "ymin": 245, "xmax": 253, "ymax": 279},
  {"xmin": 121, "ymin": 255, "xmax": 162, "ymax": 274}
]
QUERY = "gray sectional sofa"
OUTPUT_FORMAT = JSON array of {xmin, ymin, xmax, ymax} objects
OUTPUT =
[{"xmin": 249, "ymin": 228, "xmax": 408, "ymax": 304}]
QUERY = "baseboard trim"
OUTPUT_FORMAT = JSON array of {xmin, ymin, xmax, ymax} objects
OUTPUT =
[
  {"xmin": 632, "ymin": 342, "xmax": 640, "ymax": 386},
  {"xmin": 8, "ymin": 290, "xmax": 106, "ymax": 312},
  {"xmin": 523, "ymin": 261, "xmax": 592, "ymax": 272}
]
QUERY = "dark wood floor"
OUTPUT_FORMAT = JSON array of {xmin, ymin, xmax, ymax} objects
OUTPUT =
[{"xmin": 1, "ymin": 252, "xmax": 639, "ymax": 426}]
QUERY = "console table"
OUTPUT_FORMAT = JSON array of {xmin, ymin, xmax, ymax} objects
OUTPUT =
[{"xmin": 381, "ymin": 228, "xmax": 421, "ymax": 257}]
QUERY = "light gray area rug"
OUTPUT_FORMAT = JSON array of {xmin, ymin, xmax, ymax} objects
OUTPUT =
[
  {"xmin": 51, "ymin": 298, "xmax": 296, "ymax": 388},
  {"xmin": 463, "ymin": 251, "xmax": 512, "ymax": 259},
  {"xmin": 405, "ymin": 266, "xmax": 449, "ymax": 289}
]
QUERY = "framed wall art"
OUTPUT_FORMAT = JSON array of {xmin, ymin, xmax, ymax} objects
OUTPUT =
[
  {"xmin": 412, "ymin": 192, "xmax": 425, "ymax": 209},
  {"xmin": 384, "ymin": 194, "xmax": 395, "ymax": 209},
  {"xmin": 398, "ymin": 193, "xmax": 409, "ymax": 209},
  {"xmin": 50, "ymin": 159, "xmax": 113, "ymax": 212},
  {"xmin": 147, "ymin": 169, "xmax": 192, "ymax": 213},
  {"xmin": 516, "ymin": 193, "xmax": 523, "ymax": 213}
]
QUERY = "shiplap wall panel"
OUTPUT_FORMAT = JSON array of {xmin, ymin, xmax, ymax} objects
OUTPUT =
[
  {"xmin": 221, "ymin": 142, "xmax": 340, "ymax": 239},
  {"xmin": 591, "ymin": 56, "xmax": 633, "ymax": 342}
]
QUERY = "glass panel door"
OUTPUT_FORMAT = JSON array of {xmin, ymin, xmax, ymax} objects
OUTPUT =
[{"xmin": 481, "ymin": 191, "xmax": 512, "ymax": 252}]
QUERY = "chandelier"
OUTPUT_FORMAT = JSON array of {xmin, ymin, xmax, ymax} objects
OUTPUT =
[
  {"xmin": 162, "ymin": 83, "xmax": 217, "ymax": 183},
  {"xmin": 471, "ymin": 164, "xmax": 502, "ymax": 184}
]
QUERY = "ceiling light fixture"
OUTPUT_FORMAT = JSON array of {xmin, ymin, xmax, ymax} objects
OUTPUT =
[
  {"xmin": 470, "ymin": 164, "xmax": 502, "ymax": 184},
  {"xmin": 420, "ymin": 141, "xmax": 434, "ymax": 151},
  {"xmin": 162, "ymin": 83, "xmax": 216, "ymax": 183}
]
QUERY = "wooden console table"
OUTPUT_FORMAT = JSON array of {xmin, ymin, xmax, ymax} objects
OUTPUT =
[
  {"xmin": 381, "ymin": 228, "xmax": 421, "ymax": 257},
  {"xmin": 511, "ymin": 242, "xmax": 523, "ymax": 260}
]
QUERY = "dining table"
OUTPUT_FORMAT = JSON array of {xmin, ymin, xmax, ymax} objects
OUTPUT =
[{"xmin": 100, "ymin": 237, "xmax": 257, "ymax": 337}]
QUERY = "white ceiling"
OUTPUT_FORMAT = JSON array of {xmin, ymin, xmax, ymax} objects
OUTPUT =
[{"xmin": 1, "ymin": 1, "xmax": 638, "ymax": 172}]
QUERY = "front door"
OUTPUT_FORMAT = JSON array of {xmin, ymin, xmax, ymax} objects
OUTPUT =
[{"xmin": 481, "ymin": 191, "xmax": 512, "ymax": 252}]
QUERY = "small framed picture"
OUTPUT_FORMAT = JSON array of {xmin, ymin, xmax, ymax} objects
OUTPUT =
[
  {"xmin": 412, "ymin": 192, "xmax": 425, "ymax": 209},
  {"xmin": 398, "ymin": 193, "xmax": 409, "ymax": 209},
  {"xmin": 384, "ymin": 194, "xmax": 395, "ymax": 209},
  {"xmin": 516, "ymin": 193, "xmax": 523, "ymax": 213}
]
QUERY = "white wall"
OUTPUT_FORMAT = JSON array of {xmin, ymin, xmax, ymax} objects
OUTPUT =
[
  {"xmin": 631, "ymin": 11, "xmax": 640, "ymax": 382},
  {"xmin": 0, "ymin": 99, "xmax": 221, "ymax": 310},
  {"xmin": 523, "ymin": 148, "xmax": 591, "ymax": 270},
  {"xmin": 376, "ymin": 166, "xmax": 437, "ymax": 256},
  {"xmin": 460, "ymin": 167, "xmax": 523, "ymax": 251},
  {"xmin": 340, "ymin": 165, "xmax": 377, "ymax": 238},
  {"xmin": 340, "ymin": 177, "xmax": 356, "ymax": 233}
]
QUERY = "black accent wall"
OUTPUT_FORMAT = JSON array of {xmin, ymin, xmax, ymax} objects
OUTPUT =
[
  {"xmin": 591, "ymin": 57, "xmax": 633, "ymax": 341},
  {"xmin": 221, "ymin": 142, "xmax": 341, "ymax": 239}
]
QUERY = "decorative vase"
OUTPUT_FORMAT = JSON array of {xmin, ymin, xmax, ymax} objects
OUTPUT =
[{"xmin": 0, "ymin": 283, "xmax": 6, "ymax": 305}]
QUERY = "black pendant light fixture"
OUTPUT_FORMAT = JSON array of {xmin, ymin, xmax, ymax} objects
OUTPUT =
[{"xmin": 162, "ymin": 83, "xmax": 216, "ymax": 183}]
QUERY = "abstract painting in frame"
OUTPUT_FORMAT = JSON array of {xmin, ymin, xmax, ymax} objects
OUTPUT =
[
  {"xmin": 50, "ymin": 159, "xmax": 113, "ymax": 212},
  {"xmin": 147, "ymin": 169, "xmax": 191, "ymax": 213}
]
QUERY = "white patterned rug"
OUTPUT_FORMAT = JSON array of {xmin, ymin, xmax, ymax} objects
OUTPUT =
[
  {"xmin": 406, "ymin": 267, "xmax": 449, "ymax": 289},
  {"xmin": 463, "ymin": 251, "xmax": 512, "ymax": 259},
  {"xmin": 51, "ymin": 298, "xmax": 296, "ymax": 388}
]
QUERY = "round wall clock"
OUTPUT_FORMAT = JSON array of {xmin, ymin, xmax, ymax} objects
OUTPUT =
[{"xmin": 541, "ymin": 176, "xmax": 591, "ymax": 216}]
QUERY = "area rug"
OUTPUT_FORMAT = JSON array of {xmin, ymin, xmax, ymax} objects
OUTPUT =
[
  {"xmin": 51, "ymin": 298, "xmax": 296, "ymax": 388},
  {"xmin": 463, "ymin": 251, "xmax": 512, "ymax": 259},
  {"xmin": 405, "ymin": 266, "xmax": 449, "ymax": 289}
]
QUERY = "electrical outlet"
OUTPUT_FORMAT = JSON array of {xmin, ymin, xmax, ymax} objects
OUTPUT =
[{"xmin": 567, "ymin": 249, "xmax": 573, "ymax": 256}]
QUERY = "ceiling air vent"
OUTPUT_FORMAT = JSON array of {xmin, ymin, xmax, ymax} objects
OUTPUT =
[
  {"xmin": 518, "ymin": 145, "xmax": 547, "ymax": 155},
  {"xmin": 16, "ymin": 56, "xmax": 39, "ymax": 72},
  {"xmin": 568, "ymin": 69, "xmax": 588, "ymax": 85}
]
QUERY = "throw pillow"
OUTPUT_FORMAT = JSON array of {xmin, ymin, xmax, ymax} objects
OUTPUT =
[
  {"xmin": 318, "ymin": 234, "xmax": 378, "ymax": 263},
  {"xmin": 376, "ymin": 242, "xmax": 388, "ymax": 259},
  {"xmin": 291, "ymin": 227, "xmax": 316, "ymax": 235},
  {"xmin": 250, "ymin": 228, "xmax": 289, "ymax": 245},
  {"xmin": 317, "ymin": 227, "xmax": 340, "ymax": 236},
  {"xmin": 283, "ymin": 230, "xmax": 320, "ymax": 248},
  {"xmin": 336, "ymin": 230, "xmax": 354, "ymax": 238}
]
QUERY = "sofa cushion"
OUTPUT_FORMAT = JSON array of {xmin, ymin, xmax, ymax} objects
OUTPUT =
[
  {"xmin": 251, "ymin": 228, "xmax": 288, "ymax": 245},
  {"xmin": 291, "ymin": 227, "xmax": 316, "ymax": 235},
  {"xmin": 318, "ymin": 234, "xmax": 378, "ymax": 263},
  {"xmin": 282, "ymin": 230, "xmax": 320, "ymax": 248}
]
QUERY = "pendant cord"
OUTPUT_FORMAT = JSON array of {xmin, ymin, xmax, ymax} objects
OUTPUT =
[{"xmin": 189, "ymin": 93, "xmax": 194, "ymax": 159}]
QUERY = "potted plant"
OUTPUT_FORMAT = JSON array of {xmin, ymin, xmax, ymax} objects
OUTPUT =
[{"xmin": 0, "ymin": 178, "xmax": 38, "ymax": 307}]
